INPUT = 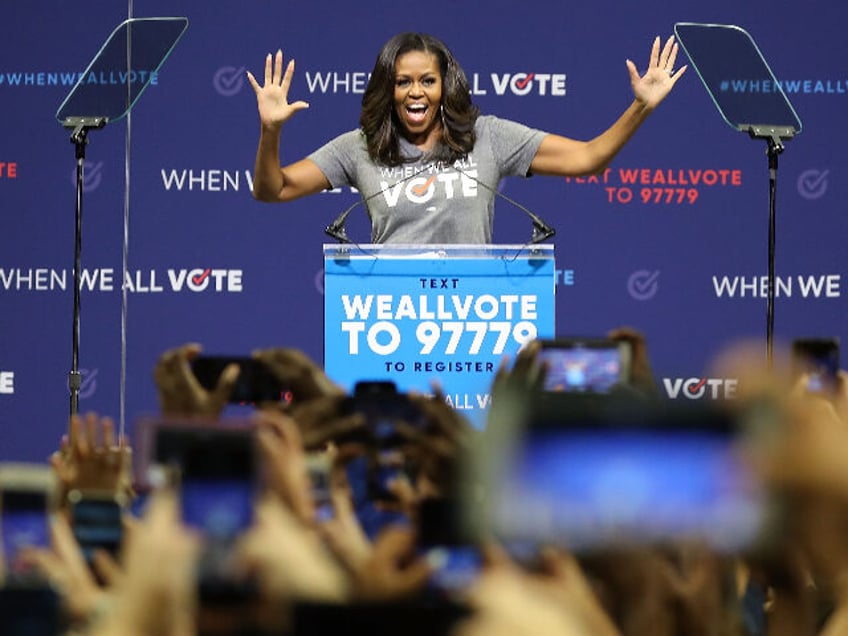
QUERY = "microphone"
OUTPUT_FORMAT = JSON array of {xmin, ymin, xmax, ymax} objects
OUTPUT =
[
  {"xmin": 324, "ymin": 199, "xmax": 359, "ymax": 243},
  {"xmin": 452, "ymin": 164, "xmax": 556, "ymax": 244},
  {"xmin": 325, "ymin": 169, "xmax": 424, "ymax": 243},
  {"xmin": 324, "ymin": 162, "xmax": 557, "ymax": 244}
]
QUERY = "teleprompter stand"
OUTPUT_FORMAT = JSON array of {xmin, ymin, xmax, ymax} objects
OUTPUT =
[
  {"xmin": 55, "ymin": 17, "xmax": 188, "ymax": 416},
  {"xmin": 674, "ymin": 23, "xmax": 802, "ymax": 367}
]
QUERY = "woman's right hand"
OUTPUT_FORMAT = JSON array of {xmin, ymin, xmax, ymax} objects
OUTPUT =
[{"xmin": 246, "ymin": 49, "xmax": 310, "ymax": 130}]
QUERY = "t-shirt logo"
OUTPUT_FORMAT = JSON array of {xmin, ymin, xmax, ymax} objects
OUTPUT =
[{"xmin": 378, "ymin": 156, "xmax": 481, "ymax": 207}]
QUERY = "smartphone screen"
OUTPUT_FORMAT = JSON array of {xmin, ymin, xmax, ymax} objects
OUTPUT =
[
  {"xmin": 70, "ymin": 497, "xmax": 123, "ymax": 562},
  {"xmin": 343, "ymin": 455, "xmax": 408, "ymax": 540},
  {"xmin": 191, "ymin": 356, "xmax": 286, "ymax": 404},
  {"xmin": 792, "ymin": 338, "xmax": 840, "ymax": 395},
  {"xmin": 536, "ymin": 339, "xmax": 629, "ymax": 393},
  {"xmin": 342, "ymin": 381, "xmax": 424, "ymax": 445},
  {"xmin": 155, "ymin": 426, "xmax": 256, "ymax": 541},
  {"xmin": 307, "ymin": 454, "xmax": 334, "ymax": 523},
  {"xmin": 488, "ymin": 404, "xmax": 769, "ymax": 553},
  {"xmin": 1, "ymin": 491, "xmax": 49, "ymax": 563},
  {"xmin": 181, "ymin": 479, "xmax": 253, "ymax": 540},
  {"xmin": 418, "ymin": 498, "xmax": 481, "ymax": 597},
  {"xmin": 423, "ymin": 546, "xmax": 482, "ymax": 597}
]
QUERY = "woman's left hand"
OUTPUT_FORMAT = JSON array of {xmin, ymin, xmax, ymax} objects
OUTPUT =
[{"xmin": 627, "ymin": 35, "xmax": 686, "ymax": 110}]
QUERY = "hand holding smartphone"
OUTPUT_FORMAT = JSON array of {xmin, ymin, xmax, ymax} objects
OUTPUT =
[
  {"xmin": 152, "ymin": 422, "xmax": 257, "ymax": 542},
  {"xmin": 467, "ymin": 400, "xmax": 778, "ymax": 554},
  {"xmin": 146, "ymin": 419, "xmax": 259, "ymax": 604},
  {"xmin": 0, "ymin": 464, "xmax": 55, "ymax": 581},
  {"xmin": 536, "ymin": 338, "xmax": 632, "ymax": 393},
  {"xmin": 191, "ymin": 355, "xmax": 286, "ymax": 404}
]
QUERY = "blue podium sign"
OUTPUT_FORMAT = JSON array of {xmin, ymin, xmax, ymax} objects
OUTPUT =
[{"xmin": 324, "ymin": 244, "xmax": 556, "ymax": 426}]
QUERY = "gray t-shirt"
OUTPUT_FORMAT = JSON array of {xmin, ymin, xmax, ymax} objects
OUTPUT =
[{"xmin": 308, "ymin": 115, "xmax": 547, "ymax": 244}]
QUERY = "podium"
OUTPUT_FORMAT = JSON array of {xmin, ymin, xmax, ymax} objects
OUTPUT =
[{"xmin": 324, "ymin": 244, "xmax": 556, "ymax": 427}]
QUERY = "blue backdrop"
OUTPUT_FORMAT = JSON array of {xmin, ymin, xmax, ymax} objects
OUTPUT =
[{"xmin": 2, "ymin": 0, "xmax": 846, "ymax": 461}]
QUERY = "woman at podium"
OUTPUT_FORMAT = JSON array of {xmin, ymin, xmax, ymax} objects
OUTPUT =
[{"xmin": 248, "ymin": 32, "xmax": 684, "ymax": 244}]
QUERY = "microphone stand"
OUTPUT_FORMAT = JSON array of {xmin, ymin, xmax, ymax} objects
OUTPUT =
[{"xmin": 324, "ymin": 200, "xmax": 359, "ymax": 243}]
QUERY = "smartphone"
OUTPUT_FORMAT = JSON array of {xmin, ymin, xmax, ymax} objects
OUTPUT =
[
  {"xmin": 473, "ymin": 400, "xmax": 775, "ymax": 553},
  {"xmin": 68, "ymin": 490, "xmax": 124, "ymax": 565},
  {"xmin": 151, "ymin": 421, "xmax": 259, "ymax": 604},
  {"xmin": 416, "ymin": 499, "xmax": 541, "ymax": 596},
  {"xmin": 306, "ymin": 453, "xmax": 334, "ymax": 522},
  {"xmin": 536, "ymin": 338, "xmax": 631, "ymax": 393},
  {"xmin": 791, "ymin": 338, "xmax": 840, "ymax": 395},
  {"xmin": 340, "ymin": 454, "xmax": 409, "ymax": 540},
  {"xmin": 418, "ymin": 498, "xmax": 481, "ymax": 598},
  {"xmin": 153, "ymin": 424, "xmax": 256, "ymax": 542},
  {"xmin": 341, "ymin": 381, "xmax": 425, "ymax": 502},
  {"xmin": 0, "ymin": 464, "xmax": 54, "ymax": 578},
  {"xmin": 342, "ymin": 381, "xmax": 425, "ymax": 444},
  {"xmin": 191, "ymin": 355, "xmax": 286, "ymax": 404}
]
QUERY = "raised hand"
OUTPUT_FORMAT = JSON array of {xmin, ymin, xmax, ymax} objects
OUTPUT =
[
  {"xmin": 246, "ymin": 50, "xmax": 310, "ymax": 130},
  {"xmin": 237, "ymin": 495, "xmax": 348, "ymax": 603},
  {"xmin": 255, "ymin": 410, "xmax": 316, "ymax": 525},
  {"xmin": 50, "ymin": 412, "xmax": 132, "ymax": 505},
  {"xmin": 153, "ymin": 343, "xmax": 238, "ymax": 418},
  {"xmin": 627, "ymin": 35, "xmax": 687, "ymax": 110},
  {"xmin": 91, "ymin": 490, "xmax": 200, "ymax": 636},
  {"xmin": 350, "ymin": 525, "xmax": 431, "ymax": 601},
  {"xmin": 252, "ymin": 347, "xmax": 345, "ymax": 407},
  {"xmin": 20, "ymin": 515, "xmax": 114, "ymax": 626}
]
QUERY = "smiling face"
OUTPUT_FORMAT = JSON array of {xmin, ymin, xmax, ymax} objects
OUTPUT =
[{"xmin": 393, "ymin": 50, "xmax": 443, "ymax": 150}]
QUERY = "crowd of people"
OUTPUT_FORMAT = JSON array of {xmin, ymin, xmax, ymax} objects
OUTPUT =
[{"xmin": 2, "ymin": 331, "xmax": 848, "ymax": 636}]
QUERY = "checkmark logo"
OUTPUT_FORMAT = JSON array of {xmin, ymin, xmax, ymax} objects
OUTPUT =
[
  {"xmin": 515, "ymin": 73, "xmax": 535, "ymax": 90},
  {"xmin": 192, "ymin": 268, "xmax": 211, "ymax": 286},
  {"xmin": 627, "ymin": 270, "xmax": 660, "ymax": 301},
  {"xmin": 687, "ymin": 378, "xmax": 707, "ymax": 396},
  {"xmin": 213, "ymin": 66, "xmax": 246, "ymax": 97},
  {"xmin": 73, "ymin": 160, "xmax": 103, "ymax": 193},
  {"xmin": 412, "ymin": 175, "xmax": 437, "ymax": 197},
  {"xmin": 797, "ymin": 169, "xmax": 829, "ymax": 200}
]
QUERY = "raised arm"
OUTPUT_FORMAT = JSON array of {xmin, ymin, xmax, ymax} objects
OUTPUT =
[
  {"xmin": 247, "ymin": 49, "xmax": 331, "ymax": 202},
  {"xmin": 529, "ymin": 35, "xmax": 686, "ymax": 178}
]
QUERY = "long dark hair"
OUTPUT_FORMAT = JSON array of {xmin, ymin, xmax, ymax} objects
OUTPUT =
[{"xmin": 360, "ymin": 33, "xmax": 479, "ymax": 166}]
